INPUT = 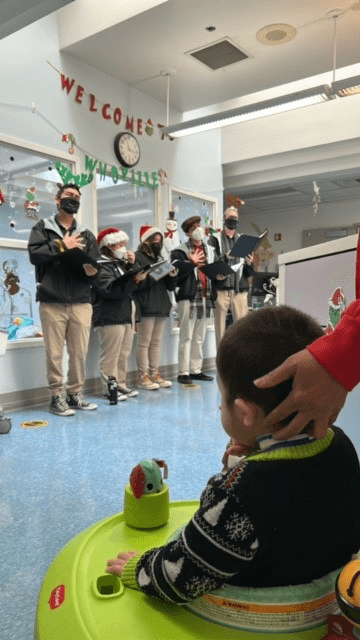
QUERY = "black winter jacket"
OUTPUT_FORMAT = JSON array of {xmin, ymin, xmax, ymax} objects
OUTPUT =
[
  {"xmin": 28, "ymin": 215, "xmax": 100, "ymax": 304},
  {"xmin": 91, "ymin": 256, "xmax": 138, "ymax": 326},
  {"xmin": 134, "ymin": 248, "xmax": 175, "ymax": 318},
  {"xmin": 170, "ymin": 242, "xmax": 217, "ymax": 303},
  {"xmin": 207, "ymin": 231, "xmax": 254, "ymax": 292}
]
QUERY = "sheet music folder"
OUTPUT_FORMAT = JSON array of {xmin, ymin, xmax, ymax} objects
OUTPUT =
[
  {"xmin": 57, "ymin": 248, "xmax": 99, "ymax": 272},
  {"xmin": 200, "ymin": 260, "xmax": 234, "ymax": 280},
  {"xmin": 229, "ymin": 231, "xmax": 267, "ymax": 258}
]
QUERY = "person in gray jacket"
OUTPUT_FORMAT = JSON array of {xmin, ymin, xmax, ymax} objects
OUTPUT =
[
  {"xmin": 28, "ymin": 183, "xmax": 99, "ymax": 416},
  {"xmin": 171, "ymin": 216, "xmax": 217, "ymax": 384},
  {"xmin": 208, "ymin": 206, "xmax": 254, "ymax": 347}
]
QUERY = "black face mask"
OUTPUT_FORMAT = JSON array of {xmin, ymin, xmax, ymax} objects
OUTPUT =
[
  {"xmin": 60, "ymin": 197, "xmax": 80, "ymax": 214},
  {"xmin": 151, "ymin": 242, "xmax": 162, "ymax": 252},
  {"xmin": 224, "ymin": 218, "xmax": 238, "ymax": 230}
]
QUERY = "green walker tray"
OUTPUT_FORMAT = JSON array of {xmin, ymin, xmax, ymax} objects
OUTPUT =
[{"xmin": 36, "ymin": 501, "xmax": 329, "ymax": 640}]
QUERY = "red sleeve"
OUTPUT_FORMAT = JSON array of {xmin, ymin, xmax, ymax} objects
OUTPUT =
[{"xmin": 308, "ymin": 300, "xmax": 360, "ymax": 391}]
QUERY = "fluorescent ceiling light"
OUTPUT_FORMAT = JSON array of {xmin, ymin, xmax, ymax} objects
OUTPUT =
[
  {"xmin": 332, "ymin": 74, "xmax": 360, "ymax": 97},
  {"xmin": 164, "ymin": 85, "xmax": 333, "ymax": 138}
]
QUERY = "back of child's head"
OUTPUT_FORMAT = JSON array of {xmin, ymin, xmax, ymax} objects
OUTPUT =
[{"xmin": 216, "ymin": 305, "xmax": 324, "ymax": 423}]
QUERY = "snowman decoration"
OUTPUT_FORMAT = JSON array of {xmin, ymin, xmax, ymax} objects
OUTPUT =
[{"xmin": 162, "ymin": 209, "xmax": 180, "ymax": 260}]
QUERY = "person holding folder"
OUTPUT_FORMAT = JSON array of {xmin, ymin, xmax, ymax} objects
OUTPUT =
[
  {"xmin": 92, "ymin": 227, "xmax": 144, "ymax": 401},
  {"xmin": 208, "ymin": 206, "xmax": 254, "ymax": 347},
  {"xmin": 171, "ymin": 216, "xmax": 217, "ymax": 384},
  {"xmin": 28, "ymin": 183, "xmax": 99, "ymax": 416}
]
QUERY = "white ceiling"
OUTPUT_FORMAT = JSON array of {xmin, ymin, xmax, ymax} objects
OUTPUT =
[
  {"xmin": 0, "ymin": 0, "xmax": 74, "ymax": 40},
  {"xmin": 60, "ymin": 0, "xmax": 360, "ymax": 113}
]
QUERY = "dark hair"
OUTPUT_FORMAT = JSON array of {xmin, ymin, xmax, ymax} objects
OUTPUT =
[
  {"xmin": 140, "ymin": 233, "xmax": 163, "ymax": 258},
  {"xmin": 181, "ymin": 216, "xmax": 201, "ymax": 234},
  {"xmin": 55, "ymin": 183, "xmax": 81, "ymax": 200},
  {"xmin": 216, "ymin": 305, "xmax": 324, "ymax": 424}
]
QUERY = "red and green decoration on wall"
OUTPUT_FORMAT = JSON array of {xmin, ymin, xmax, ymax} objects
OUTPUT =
[{"xmin": 326, "ymin": 287, "xmax": 346, "ymax": 335}]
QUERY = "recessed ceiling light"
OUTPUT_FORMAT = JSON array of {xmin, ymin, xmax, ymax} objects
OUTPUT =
[{"xmin": 256, "ymin": 23, "xmax": 297, "ymax": 46}]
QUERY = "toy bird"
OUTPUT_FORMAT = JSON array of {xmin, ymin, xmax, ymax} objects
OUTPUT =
[{"xmin": 129, "ymin": 459, "xmax": 168, "ymax": 500}]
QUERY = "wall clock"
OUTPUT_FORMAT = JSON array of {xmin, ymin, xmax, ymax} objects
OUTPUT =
[{"xmin": 114, "ymin": 132, "xmax": 141, "ymax": 168}]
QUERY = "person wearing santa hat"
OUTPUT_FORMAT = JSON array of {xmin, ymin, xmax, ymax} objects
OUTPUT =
[
  {"xmin": 92, "ymin": 227, "xmax": 146, "ymax": 400},
  {"xmin": 134, "ymin": 225, "xmax": 178, "ymax": 390}
]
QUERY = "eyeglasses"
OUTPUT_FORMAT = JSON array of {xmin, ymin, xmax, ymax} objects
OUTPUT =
[{"xmin": 62, "ymin": 191, "xmax": 80, "ymax": 201}]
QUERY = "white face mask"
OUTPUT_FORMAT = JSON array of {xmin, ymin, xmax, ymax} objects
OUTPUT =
[
  {"xmin": 191, "ymin": 226, "xmax": 205, "ymax": 242},
  {"xmin": 113, "ymin": 247, "xmax": 127, "ymax": 260}
]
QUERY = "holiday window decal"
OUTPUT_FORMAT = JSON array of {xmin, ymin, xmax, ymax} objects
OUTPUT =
[{"xmin": 325, "ymin": 287, "xmax": 346, "ymax": 335}]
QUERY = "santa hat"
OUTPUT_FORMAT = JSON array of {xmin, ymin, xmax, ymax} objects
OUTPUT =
[
  {"xmin": 140, "ymin": 224, "xmax": 162, "ymax": 244},
  {"xmin": 97, "ymin": 227, "xmax": 129, "ymax": 248}
]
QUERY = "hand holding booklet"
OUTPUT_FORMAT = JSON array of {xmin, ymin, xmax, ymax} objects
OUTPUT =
[
  {"xmin": 146, "ymin": 260, "xmax": 175, "ymax": 282},
  {"xmin": 229, "ymin": 230, "xmax": 267, "ymax": 258}
]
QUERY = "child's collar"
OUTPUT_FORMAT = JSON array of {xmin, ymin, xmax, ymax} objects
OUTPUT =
[{"xmin": 256, "ymin": 432, "xmax": 315, "ymax": 453}]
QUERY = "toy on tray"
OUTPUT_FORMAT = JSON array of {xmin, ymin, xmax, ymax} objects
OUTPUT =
[{"xmin": 124, "ymin": 459, "xmax": 169, "ymax": 529}]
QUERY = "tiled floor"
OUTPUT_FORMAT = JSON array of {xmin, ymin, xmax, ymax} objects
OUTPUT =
[
  {"xmin": 1, "ymin": 375, "xmax": 225, "ymax": 640},
  {"xmin": 1, "ymin": 376, "xmax": 360, "ymax": 640}
]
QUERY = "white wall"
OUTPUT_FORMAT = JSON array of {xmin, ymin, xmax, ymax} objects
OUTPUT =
[
  {"xmin": 0, "ymin": 14, "xmax": 222, "ymax": 397},
  {"xmin": 237, "ymin": 198, "xmax": 360, "ymax": 273}
]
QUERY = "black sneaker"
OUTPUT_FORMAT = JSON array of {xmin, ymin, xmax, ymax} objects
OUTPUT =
[
  {"xmin": 66, "ymin": 394, "xmax": 97, "ymax": 411},
  {"xmin": 177, "ymin": 375, "xmax": 191, "ymax": 384},
  {"xmin": 49, "ymin": 396, "xmax": 75, "ymax": 417},
  {"xmin": 102, "ymin": 391, "xmax": 128, "ymax": 402},
  {"xmin": 189, "ymin": 372, "xmax": 214, "ymax": 381}
]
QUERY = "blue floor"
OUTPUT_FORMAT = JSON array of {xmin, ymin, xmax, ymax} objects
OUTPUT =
[{"xmin": 1, "ymin": 376, "xmax": 360, "ymax": 640}]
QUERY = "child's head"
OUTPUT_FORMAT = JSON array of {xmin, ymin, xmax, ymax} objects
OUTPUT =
[{"xmin": 216, "ymin": 305, "xmax": 324, "ymax": 444}]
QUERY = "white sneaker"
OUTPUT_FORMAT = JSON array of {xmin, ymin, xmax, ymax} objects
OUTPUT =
[
  {"xmin": 118, "ymin": 386, "xmax": 139, "ymax": 398},
  {"xmin": 137, "ymin": 374, "xmax": 160, "ymax": 390},
  {"xmin": 150, "ymin": 374, "xmax": 172, "ymax": 388}
]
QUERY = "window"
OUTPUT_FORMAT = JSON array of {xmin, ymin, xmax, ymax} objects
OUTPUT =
[
  {"xmin": 96, "ymin": 173, "xmax": 156, "ymax": 249},
  {"xmin": 0, "ymin": 138, "xmax": 75, "ymax": 343}
]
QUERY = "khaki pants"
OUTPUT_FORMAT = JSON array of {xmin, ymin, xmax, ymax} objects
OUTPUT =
[
  {"xmin": 214, "ymin": 289, "xmax": 249, "ymax": 347},
  {"xmin": 95, "ymin": 324, "xmax": 134, "ymax": 394},
  {"xmin": 177, "ymin": 298, "xmax": 207, "ymax": 376},
  {"xmin": 39, "ymin": 302, "xmax": 93, "ymax": 397},
  {"xmin": 136, "ymin": 317, "xmax": 166, "ymax": 377}
]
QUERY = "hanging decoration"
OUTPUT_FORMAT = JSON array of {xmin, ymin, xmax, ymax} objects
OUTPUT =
[
  {"xmin": 312, "ymin": 181, "xmax": 321, "ymax": 217},
  {"xmin": 157, "ymin": 169, "xmax": 168, "ymax": 185},
  {"xmin": 0, "ymin": 189, "xmax": 6, "ymax": 205},
  {"xmin": 226, "ymin": 194, "xmax": 245, "ymax": 209},
  {"xmin": 3, "ymin": 260, "xmax": 20, "ymax": 295},
  {"xmin": 55, "ymin": 157, "xmax": 160, "ymax": 190},
  {"xmin": 24, "ymin": 186, "xmax": 40, "ymax": 220},
  {"xmin": 62, "ymin": 133, "xmax": 76, "ymax": 154},
  {"xmin": 51, "ymin": 65, "xmax": 167, "ymax": 141}
]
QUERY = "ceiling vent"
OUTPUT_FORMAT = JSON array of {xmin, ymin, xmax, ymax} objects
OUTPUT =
[{"xmin": 187, "ymin": 38, "xmax": 249, "ymax": 71}]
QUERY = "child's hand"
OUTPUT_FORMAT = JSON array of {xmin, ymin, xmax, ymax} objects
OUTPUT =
[{"xmin": 106, "ymin": 550, "xmax": 140, "ymax": 576}]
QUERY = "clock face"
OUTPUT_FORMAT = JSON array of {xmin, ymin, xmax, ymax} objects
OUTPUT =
[{"xmin": 114, "ymin": 132, "xmax": 141, "ymax": 168}]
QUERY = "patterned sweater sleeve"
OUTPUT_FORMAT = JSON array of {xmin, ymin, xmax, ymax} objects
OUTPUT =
[{"xmin": 132, "ymin": 462, "xmax": 259, "ymax": 603}]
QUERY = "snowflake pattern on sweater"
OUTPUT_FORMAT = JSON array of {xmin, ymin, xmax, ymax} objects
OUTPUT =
[{"xmin": 135, "ymin": 460, "xmax": 259, "ymax": 603}]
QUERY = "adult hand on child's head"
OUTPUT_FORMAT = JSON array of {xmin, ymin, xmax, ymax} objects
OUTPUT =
[
  {"xmin": 254, "ymin": 349, "xmax": 348, "ymax": 440},
  {"xmin": 106, "ymin": 550, "xmax": 140, "ymax": 576}
]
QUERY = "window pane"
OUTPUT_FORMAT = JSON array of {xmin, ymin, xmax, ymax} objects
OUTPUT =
[
  {"xmin": 171, "ymin": 191, "xmax": 214, "ymax": 242},
  {"xmin": 0, "ymin": 247, "xmax": 41, "ymax": 340},
  {"xmin": 0, "ymin": 142, "xmax": 73, "ymax": 241},
  {"xmin": 96, "ymin": 174, "xmax": 155, "ymax": 249}
]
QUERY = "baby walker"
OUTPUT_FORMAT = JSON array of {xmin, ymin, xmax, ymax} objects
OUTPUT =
[{"xmin": 36, "ymin": 459, "xmax": 348, "ymax": 640}]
